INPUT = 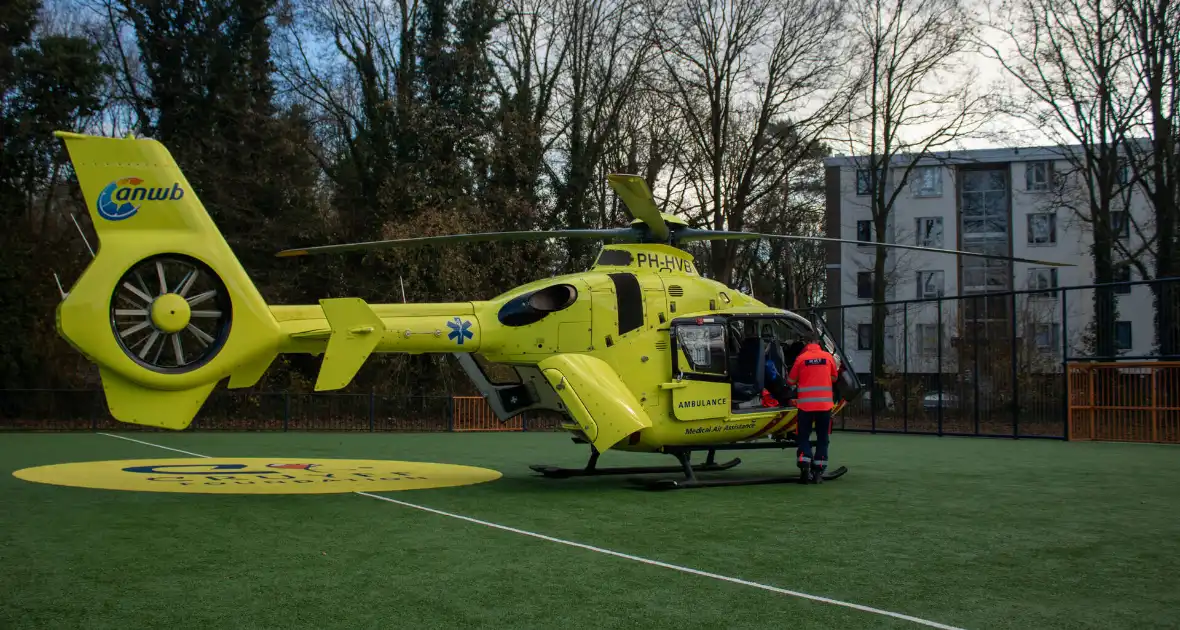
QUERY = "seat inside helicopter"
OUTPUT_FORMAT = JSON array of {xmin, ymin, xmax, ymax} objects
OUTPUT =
[{"xmin": 725, "ymin": 318, "xmax": 811, "ymax": 412}]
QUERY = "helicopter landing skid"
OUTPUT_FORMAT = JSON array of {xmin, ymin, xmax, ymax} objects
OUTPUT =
[
  {"xmin": 530, "ymin": 449, "xmax": 740, "ymax": 479},
  {"xmin": 626, "ymin": 442, "xmax": 846, "ymax": 490},
  {"xmin": 632, "ymin": 465, "xmax": 848, "ymax": 491}
]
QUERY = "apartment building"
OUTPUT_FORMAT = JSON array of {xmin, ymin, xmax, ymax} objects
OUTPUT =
[{"xmin": 820, "ymin": 144, "xmax": 1155, "ymax": 375}]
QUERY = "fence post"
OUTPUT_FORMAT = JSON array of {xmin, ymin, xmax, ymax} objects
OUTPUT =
[
  {"xmin": 937, "ymin": 297, "xmax": 944, "ymax": 436},
  {"xmin": 973, "ymin": 297, "xmax": 980, "ymax": 437},
  {"xmin": 1151, "ymin": 366, "xmax": 1159, "ymax": 443},
  {"xmin": 283, "ymin": 391, "xmax": 290, "ymax": 432},
  {"xmin": 903, "ymin": 305, "xmax": 909, "ymax": 434},
  {"xmin": 369, "ymin": 391, "xmax": 375, "ymax": 432},
  {"xmin": 1061, "ymin": 290, "xmax": 1069, "ymax": 439},
  {"xmin": 1010, "ymin": 291, "xmax": 1019, "ymax": 438},
  {"xmin": 447, "ymin": 397, "xmax": 454, "ymax": 432},
  {"xmin": 840, "ymin": 306, "xmax": 847, "ymax": 431}
]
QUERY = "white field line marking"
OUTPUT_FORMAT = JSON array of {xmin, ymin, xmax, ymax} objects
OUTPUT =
[
  {"xmin": 98, "ymin": 432, "xmax": 210, "ymax": 458},
  {"xmin": 96, "ymin": 433, "xmax": 967, "ymax": 630}
]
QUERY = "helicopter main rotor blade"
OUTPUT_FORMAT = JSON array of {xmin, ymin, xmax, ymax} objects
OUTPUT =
[
  {"xmin": 677, "ymin": 230, "xmax": 1075, "ymax": 267},
  {"xmin": 606, "ymin": 173, "xmax": 669, "ymax": 242},
  {"xmin": 276, "ymin": 228, "xmax": 639, "ymax": 257}
]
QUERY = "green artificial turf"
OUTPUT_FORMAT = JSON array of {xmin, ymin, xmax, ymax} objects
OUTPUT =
[{"xmin": 1, "ymin": 431, "xmax": 1177, "ymax": 629}]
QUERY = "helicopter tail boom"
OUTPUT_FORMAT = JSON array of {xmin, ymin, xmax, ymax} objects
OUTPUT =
[
  {"xmin": 53, "ymin": 131, "xmax": 284, "ymax": 430},
  {"xmin": 270, "ymin": 301, "xmax": 483, "ymax": 391}
]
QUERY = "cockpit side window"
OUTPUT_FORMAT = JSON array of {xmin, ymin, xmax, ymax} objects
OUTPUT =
[{"xmin": 675, "ymin": 324, "xmax": 727, "ymax": 374}]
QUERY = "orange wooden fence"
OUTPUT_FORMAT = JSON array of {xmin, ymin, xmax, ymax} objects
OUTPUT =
[
  {"xmin": 1067, "ymin": 362, "xmax": 1180, "ymax": 443},
  {"xmin": 451, "ymin": 396, "xmax": 524, "ymax": 432}
]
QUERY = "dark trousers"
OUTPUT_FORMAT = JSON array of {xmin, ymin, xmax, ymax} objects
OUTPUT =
[{"xmin": 796, "ymin": 409, "xmax": 831, "ymax": 468}]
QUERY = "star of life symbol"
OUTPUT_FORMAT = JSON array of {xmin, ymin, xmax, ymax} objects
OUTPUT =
[{"xmin": 446, "ymin": 317, "xmax": 474, "ymax": 345}]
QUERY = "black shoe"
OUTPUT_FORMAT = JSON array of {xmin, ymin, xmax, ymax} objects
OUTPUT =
[{"xmin": 811, "ymin": 468, "xmax": 824, "ymax": 484}]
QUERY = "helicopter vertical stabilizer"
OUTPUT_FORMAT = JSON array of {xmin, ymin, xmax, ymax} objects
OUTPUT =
[
  {"xmin": 52, "ymin": 131, "xmax": 283, "ymax": 430},
  {"xmin": 538, "ymin": 354, "xmax": 652, "ymax": 452}
]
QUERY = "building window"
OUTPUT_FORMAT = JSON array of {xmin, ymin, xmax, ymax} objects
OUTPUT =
[
  {"xmin": 1113, "ymin": 265, "xmax": 1132, "ymax": 294},
  {"xmin": 1028, "ymin": 268, "xmax": 1058, "ymax": 297},
  {"xmin": 917, "ymin": 270, "xmax": 944, "ymax": 299},
  {"xmin": 1033, "ymin": 323, "xmax": 1060, "ymax": 350},
  {"xmin": 857, "ymin": 324, "xmax": 872, "ymax": 350},
  {"xmin": 917, "ymin": 324, "xmax": 939, "ymax": 355},
  {"xmin": 1028, "ymin": 213, "xmax": 1057, "ymax": 245},
  {"xmin": 857, "ymin": 272, "xmax": 874, "ymax": 299},
  {"xmin": 856, "ymin": 169, "xmax": 875, "ymax": 195},
  {"xmin": 1026, "ymin": 161, "xmax": 1053, "ymax": 191},
  {"xmin": 1115, "ymin": 321, "xmax": 1132, "ymax": 350},
  {"xmin": 1111, "ymin": 211, "xmax": 1130, "ymax": 240},
  {"xmin": 1116, "ymin": 160, "xmax": 1130, "ymax": 184},
  {"xmin": 856, "ymin": 220, "xmax": 874, "ymax": 244},
  {"xmin": 910, "ymin": 166, "xmax": 942, "ymax": 197},
  {"xmin": 915, "ymin": 217, "xmax": 943, "ymax": 247}
]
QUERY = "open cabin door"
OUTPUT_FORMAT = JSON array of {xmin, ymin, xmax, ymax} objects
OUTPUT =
[
  {"xmin": 667, "ymin": 318, "xmax": 730, "ymax": 421},
  {"xmin": 811, "ymin": 313, "xmax": 863, "ymax": 409}
]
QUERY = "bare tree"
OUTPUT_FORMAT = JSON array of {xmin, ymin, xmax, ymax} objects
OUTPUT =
[
  {"xmin": 844, "ymin": 0, "xmax": 990, "ymax": 390},
  {"xmin": 546, "ymin": 0, "xmax": 660, "ymax": 270},
  {"xmin": 485, "ymin": 0, "xmax": 569, "ymax": 229},
  {"xmin": 273, "ymin": 0, "xmax": 421, "ymax": 237},
  {"xmin": 1118, "ymin": 0, "xmax": 1180, "ymax": 355},
  {"xmin": 651, "ymin": 0, "xmax": 856, "ymax": 285},
  {"xmin": 739, "ymin": 143, "xmax": 831, "ymax": 311},
  {"xmin": 981, "ymin": 0, "xmax": 1145, "ymax": 358}
]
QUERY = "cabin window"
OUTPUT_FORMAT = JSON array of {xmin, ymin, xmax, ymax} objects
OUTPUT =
[
  {"xmin": 676, "ymin": 324, "xmax": 727, "ymax": 374},
  {"xmin": 609, "ymin": 273, "xmax": 644, "ymax": 335},
  {"xmin": 596, "ymin": 249, "xmax": 632, "ymax": 266}
]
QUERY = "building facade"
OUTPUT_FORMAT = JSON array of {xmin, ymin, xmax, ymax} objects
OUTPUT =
[{"xmin": 821, "ymin": 144, "xmax": 1154, "ymax": 377}]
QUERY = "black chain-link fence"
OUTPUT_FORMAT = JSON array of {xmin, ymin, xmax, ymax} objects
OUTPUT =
[
  {"xmin": 6, "ymin": 278, "xmax": 1178, "ymax": 440},
  {"xmin": 0, "ymin": 389, "xmax": 565, "ymax": 432}
]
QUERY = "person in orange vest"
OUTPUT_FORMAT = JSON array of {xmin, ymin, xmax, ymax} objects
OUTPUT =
[{"xmin": 785, "ymin": 332, "xmax": 840, "ymax": 483}]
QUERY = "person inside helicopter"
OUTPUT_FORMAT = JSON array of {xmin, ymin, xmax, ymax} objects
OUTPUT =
[{"xmin": 729, "ymin": 321, "xmax": 795, "ymax": 410}]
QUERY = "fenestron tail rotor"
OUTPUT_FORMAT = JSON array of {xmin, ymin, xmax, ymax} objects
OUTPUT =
[{"xmin": 110, "ymin": 254, "xmax": 233, "ymax": 372}]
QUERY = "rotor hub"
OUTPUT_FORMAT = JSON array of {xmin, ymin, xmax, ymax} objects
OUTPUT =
[{"xmin": 150, "ymin": 293, "xmax": 191, "ymax": 333}]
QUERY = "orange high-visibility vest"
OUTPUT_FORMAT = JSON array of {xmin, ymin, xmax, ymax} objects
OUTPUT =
[{"xmin": 786, "ymin": 343, "xmax": 839, "ymax": 411}]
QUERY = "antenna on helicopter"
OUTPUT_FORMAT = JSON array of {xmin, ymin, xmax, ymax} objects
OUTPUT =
[
  {"xmin": 70, "ymin": 214, "xmax": 94, "ymax": 258},
  {"xmin": 52, "ymin": 271, "xmax": 67, "ymax": 300}
]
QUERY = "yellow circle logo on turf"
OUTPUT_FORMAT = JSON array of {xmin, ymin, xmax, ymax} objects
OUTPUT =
[{"xmin": 11, "ymin": 458, "xmax": 501, "ymax": 494}]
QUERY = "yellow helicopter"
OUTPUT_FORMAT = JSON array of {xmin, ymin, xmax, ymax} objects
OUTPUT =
[{"xmin": 50, "ymin": 131, "xmax": 1071, "ymax": 489}]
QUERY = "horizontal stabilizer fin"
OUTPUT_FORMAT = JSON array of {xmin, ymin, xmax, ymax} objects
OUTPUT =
[
  {"xmin": 100, "ymin": 367, "xmax": 216, "ymax": 430},
  {"xmin": 315, "ymin": 297, "xmax": 384, "ymax": 391}
]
